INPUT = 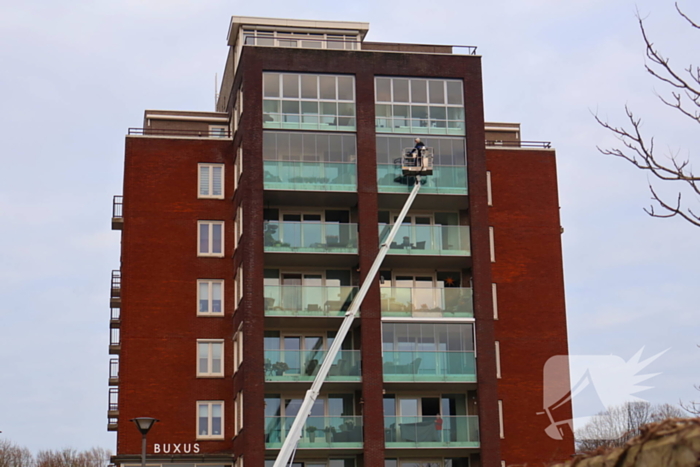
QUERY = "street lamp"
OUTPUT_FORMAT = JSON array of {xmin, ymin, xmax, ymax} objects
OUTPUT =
[{"xmin": 130, "ymin": 417, "xmax": 159, "ymax": 467}]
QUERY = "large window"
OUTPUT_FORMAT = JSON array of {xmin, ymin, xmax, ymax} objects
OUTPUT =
[
  {"xmin": 375, "ymin": 78, "xmax": 465, "ymax": 135},
  {"xmin": 198, "ymin": 164, "xmax": 224, "ymax": 198},
  {"xmin": 197, "ymin": 280, "xmax": 223, "ymax": 315},
  {"xmin": 382, "ymin": 323, "xmax": 474, "ymax": 353},
  {"xmin": 197, "ymin": 340, "xmax": 224, "ymax": 377},
  {"xmin": 198, "ymin": 221, "xmax": 224, "ymax": 257},
  {"xmin": 376, "ymin": 136, "xmax": 467, "ymax": 194},
  {"xmin": 263, "ymin": 131, "xmax": 357, "ymax": 191},
  {"xmin": 263, "ymin": 73, "xmax": 356, "ymax": 131},
  {"xmin": 197, "ymin": 401, "xmax": 224, "ymax": 439}
]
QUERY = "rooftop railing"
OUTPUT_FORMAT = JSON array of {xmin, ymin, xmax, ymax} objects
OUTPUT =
[
  {"xmin": 485, "ymin": 140, "xmax": 552, "ymax": 148},
  {"xmin": 128, "ymin": 128, "xmax": 231, "ymax": 138}
]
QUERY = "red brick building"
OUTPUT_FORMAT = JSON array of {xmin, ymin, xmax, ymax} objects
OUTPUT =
[{"xmin": 108, "ymin": 16, "xmax": 573, "ymax": 467}]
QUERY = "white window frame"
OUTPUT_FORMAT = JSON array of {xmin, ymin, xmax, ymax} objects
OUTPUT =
[
  {"xmin": 374, "ymin": 77, "xmax": 465, "ymax": 135},
  {"xmin": 487, "ymin": 171, "xmax": 493, "ymax": 206},
  {"xmin": 197, "ymin": 280, "xmax": 224, "ymax": 316},
  {"xmin": 197, "ymin": 340, "xmax": 224, "ymax": 377},
  {"xmin": 198, "ymin": 164, "xmax": 225, "ymax": 199},
  {"xmin": 209, "ymin": 125, "xmax": 229, "ymax": 138},
  {"xmin": 492, "ymin": 283, "xmax": 499, "ymax": 320},
  {"xmin": 234, "ymin": 391, "xmax": 244, "ymax": 435},
  {"xmin": 197, "ymin": 401, "xmax": 224, "ymax": 439},
  {"xmin": 495, "ymin": 341, "xmax": 501, "ymax": 379},
  {"xmin": 498, "ymin": 400, "xmax": 505, "ymax": 439},
  {"xmin": 235, "ymin": 265, "xmax": 244, "ymax": 307},
  {"xmin": 233, "ymin": 325, "xmax": 244, "ymax": 373},
  {"xmin": 198, "ymin": 221, "xmax": 225, "ymax": 257}
]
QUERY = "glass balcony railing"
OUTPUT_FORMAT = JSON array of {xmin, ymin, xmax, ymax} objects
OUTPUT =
[
  {"xmin": 265, "ymin": 415, "xmax": 363, "ymax": 448},
  {"xmin": 384, "ymin": 415, "xmax": 479, "ymax": 447},
  {"xmin": 264, "ymin": 222, "xmax": 358, "ymax": 253},
  {"xmin": 382, "ymin": 351, "xmax": 476, "ymax": 382},
  {"xmin": 378, "ymin": 224, "xmax": 470, "ymax": 256},
  {"xmin": 380, "ymin": 286, "xmax": 472, "ymax": 317},
  {"xmin": 264, "ymin": 161, "xmax": 357, "ymax": 191},
  {"xmin": 264, "ymin": 285, "xmax": 358, "ymax": 317},
  {"xmin": 264, "ymin": 350, "xmax": 361, "ymax": 382},
  {"xmin": 377, "ymin": 164, "xmax": 467, "ymax": 194}
]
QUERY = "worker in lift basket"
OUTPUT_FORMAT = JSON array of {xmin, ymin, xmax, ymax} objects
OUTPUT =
[{"xmin": 410, "ymin": 138, "xmax": 426, "ymax": 167}]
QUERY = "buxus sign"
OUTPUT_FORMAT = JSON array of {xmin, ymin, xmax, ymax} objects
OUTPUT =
[{"xmin": 153, "ymin": 444, "xmax": 201, "ymax": 454}]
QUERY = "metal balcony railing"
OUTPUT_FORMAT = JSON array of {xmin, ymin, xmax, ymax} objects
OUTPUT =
[
  {"xmin": 128, "ymin": 128, "xmax": 231, "ymax": 138},
  {"xmin": 109, "ymin": 328, "xmax": 120, "ymax": 355},
  {"xmin": 110, "ymin": 307, "xmax": 120, "ymax": 324},
  {"xmin": 110, "ymin": 270, "xmax": 121, "ymax": 306},
  {"xmin": 111, "ymin": 196, "xmax": 123, "ymax": 230},
  {"xmin": 107, "ymin": 417, "xmax": 118, "ymax": 432},
  {"xmin": 109, "ymin": 358, "xmax": 119, "ymax": 385},
  {"xmin": 112, "ymin": 195, "xmax": 123, "ymax": 218},
  {"xmin": 108, "ymin": 387, "xmax": 119, "ymax": 415},
  {"xmin": 485, "ymin": 140, "xmax": 552, "ymax": 148}
]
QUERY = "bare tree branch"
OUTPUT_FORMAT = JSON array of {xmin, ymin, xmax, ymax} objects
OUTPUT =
[{"xmin": 595, "ymin": 5, "xmax": 700, "ymax": 226}]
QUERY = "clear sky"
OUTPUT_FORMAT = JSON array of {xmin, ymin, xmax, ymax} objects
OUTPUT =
[{"xmin": 0, "ymin": 0, "xmax": 698, "ymax": 454}]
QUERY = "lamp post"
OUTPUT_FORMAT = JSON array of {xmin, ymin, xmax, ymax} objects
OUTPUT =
[{"xmin": 130, "ymin": 417, "xmax": 159, "ymax": 467}]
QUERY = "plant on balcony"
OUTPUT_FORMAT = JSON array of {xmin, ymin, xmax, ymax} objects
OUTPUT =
[
  {"xmin": 272, "ymin": 361, "xmax": 289, "ymax": 376},
  {"xmin": 264, "ymin": 359, "xmax": 272, "ymax": 375},
  {"xmin": 324, "ymin": 426, "xmax": 336, "ymax": 442},
  {"xmin": 306, "ymin": 425, "xmax": 317, "ymax": 442}
]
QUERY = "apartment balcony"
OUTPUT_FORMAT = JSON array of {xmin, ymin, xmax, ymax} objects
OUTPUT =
[
  {"xmin": 109, "ymin": 358, "xmax": 119, "ymax": 386},
  {"xmin": 109, "ymin": 328, "xmax": 120, "ymax": 355},
  {"xmin": 107, "ymin": 417, "xmax": 118, "ymax": 432},
  {"xmin": 264, "ymin": 285, "xmax": 357, "ymax": 317},
  {"xmin": 112, "ymin": 196, "xmax": 123, "ymax": 230},
  {"xmin": 379, "ymin": 225, "xmax": 470, "ymax": 256},
  {"xmin": 377, "ymin": 165, "xmax": 467, "ymax": 195},
  {"xmin": 110, "ymin": 307, "xmax": 120, "ymax": 328},
  {"xmin": 264, "ymin": 222, "xmax": 358, "ymax": 254},
  {"xmin": 108, "ymin": 387, "xmax": 119, "ymax": 418},
  {"xmin": 382, "ymin": 351, "xmax": 476, "ymax": 382},
  {"xmin": 110, "ymin": 270, "xmax": 121, "ymax": 308},
  {"xmin": 384, "ymin": 415, "xmax": 479, "ymax": 448},
  {"xmin": 265, "ymin": 416, "xmax": 363, "ymax": 449},
  {"xmin": 263, "ymin": 161, "xmax": 357, "ymax": 192},
  {"xmin": 381, "ymin": 286, "xmax": 473, "ymax": 318},
  {"xmin": 264, "ymin": 349, "xmax": 361, "ymax": 382}
]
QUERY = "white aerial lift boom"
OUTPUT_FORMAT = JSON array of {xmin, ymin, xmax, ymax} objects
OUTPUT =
[{"xmin": 272, "ymin": 146, "xmax": 434, "ymax": 467}]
